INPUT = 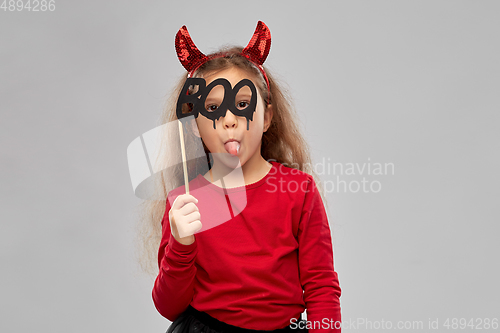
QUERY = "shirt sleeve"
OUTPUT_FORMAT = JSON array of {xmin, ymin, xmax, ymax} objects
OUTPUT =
[
  {"xmin": 298, "ymin": 176, "xmax": 342, "ymax": 332},
  {"xmin": 152, "ymin": 198, "xmax": 198, "ymax": 321}
]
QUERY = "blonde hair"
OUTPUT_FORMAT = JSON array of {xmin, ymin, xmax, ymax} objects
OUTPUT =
[{"xmin": 136, "ymin": 46, "xmax": 326, "ymax": 277}]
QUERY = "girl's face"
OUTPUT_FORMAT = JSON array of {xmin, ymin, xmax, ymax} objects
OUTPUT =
[{"xmin": 193, "ymin": 67, "xmax": 272, "ymax": 169}]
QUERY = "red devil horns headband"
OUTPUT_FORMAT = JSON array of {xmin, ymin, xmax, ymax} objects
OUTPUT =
[{"xmin": 175, "ymin": 21, "xmax": 271, "ymax": 92}]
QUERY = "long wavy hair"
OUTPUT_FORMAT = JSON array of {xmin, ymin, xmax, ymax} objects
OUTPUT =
[{"xmin": 136, "ymin": 46, "xmax": 326, "ymax": 278}]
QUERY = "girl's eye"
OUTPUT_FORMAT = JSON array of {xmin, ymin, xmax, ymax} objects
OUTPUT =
[
  {"xmin": 236, "ymin": 101, "xmax": 250, "ymax": 110},
  {"xmin": 206, "ymin": 104, "xmax": 219, "ymax": 112}
]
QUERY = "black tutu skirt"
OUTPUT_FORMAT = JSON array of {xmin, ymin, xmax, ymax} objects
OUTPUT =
[{"xmin": 166, "ymin": 305, "xmax": 308, "ymax": 333}]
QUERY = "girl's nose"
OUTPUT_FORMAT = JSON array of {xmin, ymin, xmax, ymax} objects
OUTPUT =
[{"xmin": 222, "ymin": 110, "xmax": 237, "ymax": 129}]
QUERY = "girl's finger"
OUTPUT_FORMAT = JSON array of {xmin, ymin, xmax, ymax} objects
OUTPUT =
[
  {"xmin": 179, "ymin": 202, "xmax": 199, "ymax": 215},
  {"xmin": 171, "ymin": 194, "xmax": 198, "ymax": 210},
  {"xmin": 184, "ymin": 211, "xmax": 201, "ymax": 223},
  {"xmin": 177, "ymin": 220, "xmax": 202, "ymax": 238}
]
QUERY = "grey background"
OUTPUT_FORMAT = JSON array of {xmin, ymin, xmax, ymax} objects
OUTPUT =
[{"xmin": 1, "ymin": 1, "xmax": 499, "ymax": 332}]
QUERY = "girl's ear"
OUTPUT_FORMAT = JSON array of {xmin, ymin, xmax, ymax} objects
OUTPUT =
[
  {"xmin": 190, "ymin": 118, "xmax": 201, "ymax": 137},
  {"xmin": 264, "ymin": 104, "xmax": 274, "ymax": 132}
]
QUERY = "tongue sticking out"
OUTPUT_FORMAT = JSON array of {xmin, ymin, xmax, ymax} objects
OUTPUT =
[{"xmin": 224, "ymin": 141, "xmax": 240, "ymax": 156}]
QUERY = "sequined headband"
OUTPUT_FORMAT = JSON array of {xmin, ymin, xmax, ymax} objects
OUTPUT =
[{"xmin": 175, "ymin": 21, "xmax": 271, "ymax": 96}]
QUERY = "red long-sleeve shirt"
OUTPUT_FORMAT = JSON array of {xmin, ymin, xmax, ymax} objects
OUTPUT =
[{"xmin": 153, "ymin": 161, "xmax": 341, "ymax": 331}]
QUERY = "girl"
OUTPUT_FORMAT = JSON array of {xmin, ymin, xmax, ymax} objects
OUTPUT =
[{"xmin": 140, "ymin": 21, "xmax": 341, "ymax": 332}]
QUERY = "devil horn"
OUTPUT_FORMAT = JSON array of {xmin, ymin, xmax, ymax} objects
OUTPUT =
[
  {"xmin": 175, "ymin": 25, "xmax": 209, "ymax": 73},
  {"xmin": 242, "ymin": 21, "xmax": 271, "ymax": 66}
]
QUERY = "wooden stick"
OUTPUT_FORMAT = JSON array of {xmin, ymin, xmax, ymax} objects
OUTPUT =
[{"xmin": 178, "ymin": 120, "xmax": 189, "ymax": 194}]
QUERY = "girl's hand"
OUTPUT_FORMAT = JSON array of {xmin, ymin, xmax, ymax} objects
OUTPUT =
[{"xmin": 169, "ymin": 194, "xmax": 202, "ymax": 246}]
